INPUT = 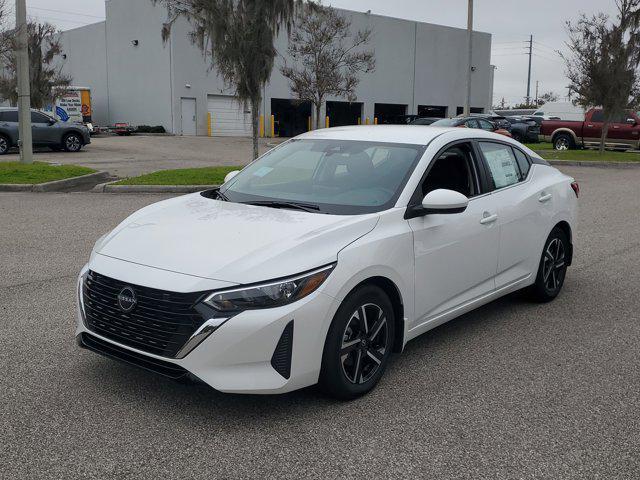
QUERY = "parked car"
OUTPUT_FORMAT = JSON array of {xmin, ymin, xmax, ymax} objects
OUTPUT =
[
  {"xmin": 540, "ymin": 108, "xmax": 640, "ymax": 150},
  {"xmin": 431, "ymin": 116, "xmax": 513, "ymax": 138},
  {"xmin": 504, "ymin": 116, "xmax": 541, "ymax": 143},
  {"xmin": 470, "ymin": 113, "xmax": 512, "ymax": 131},
  {"xmin": 0, "ymin": 108, "xmax": 91, "ymax": 155},
  {"xmin": 409, "ymin": 117, "xmax": 440, "ymax": 125},
  {"xmin": 76, "ymin": 126, "xmax": 578, "ymax": 399},
  {"xmin": 533, "ymin": 102, "xmax": 585, "ymax": 121}
]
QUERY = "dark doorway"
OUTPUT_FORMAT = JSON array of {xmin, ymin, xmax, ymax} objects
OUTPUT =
[
  {"xmin": 374, "ymin": 103, "xmax": 408, "ymax": 124},
  {"xmin": 271, "ymin": 98, "xmax": 312, "ymax": 137},
  {"xmin": 456, "ymin": 106, "xmax": 485, "ymax": 115},
  {"xmin": 326, "ymin": 101, "xmax": 363, "ymax": 127},
  {"xmin": 417, "ymin": 105, "xmax": 448, "ymax": 118}
]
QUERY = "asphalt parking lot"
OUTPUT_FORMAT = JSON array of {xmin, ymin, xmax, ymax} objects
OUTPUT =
[
  {"xmin": 1, "ymin": 164, "xmax": 640, "ymax": 479},
  {"xmin": 0, "ymin": 135, "xmax": 279, "ymax": 178}
]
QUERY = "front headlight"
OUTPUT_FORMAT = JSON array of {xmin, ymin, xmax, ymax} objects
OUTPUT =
[{"xmin": 203, "ymin": 264, "xmax": 335, "ymax": 313}]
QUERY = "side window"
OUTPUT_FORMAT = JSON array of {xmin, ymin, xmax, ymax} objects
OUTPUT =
[
  {"xmin": 31, "ymin": 112, "xmax": 50, "ymax": 123},
  {"xmin": 0, "ymin": 110, "xmax": 18, "ymax": 122},
  {"xmin": 421, "ymin": 143, "xmax": 479, "ymax": 198},
  {"xmin": 591, "ymin": 110, "xmax": 604, "ymax": 122},
  {"xmin": 478, "ymin": 142, "xmax": 521, "ymax": 189},
  {"xmin": 513, "ymin": 148, "xmax": 531, "ymax": 179},
  {"xmin": 478, "ymin": 119, "xmax": 495, "ymax": 131},
  {"xmin": 465, "ymin": 119, "xmax": 479, "ymax": 129}
]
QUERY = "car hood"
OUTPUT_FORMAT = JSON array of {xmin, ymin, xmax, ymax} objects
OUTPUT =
[{"xmin": 95, "ymin": 193, "xmax": 379, "ymax": 284}]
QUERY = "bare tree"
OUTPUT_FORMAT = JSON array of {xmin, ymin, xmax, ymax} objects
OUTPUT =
[
  {"xmin": 280, "ymin": 3, "xmax": 375, "ymax": 129},
  {"xmin": 537, "ymin": 91, "xmax": 559, "ymax": 106},
  {"xmin": 0, "ymin": 0, "xmax": 11, "ymax": 58},
  {"xmin": 0, "ymin": 21, "xmax": 72, "ymax": 108},
  {"xmin": 152, "ymin": 0, "xmax": 300, "ymax": 160},
  {"xmin": 561, "ymin": 0, "xmax": 640, "ymax": 153}
]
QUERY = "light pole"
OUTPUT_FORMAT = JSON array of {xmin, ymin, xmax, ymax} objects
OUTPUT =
[
  {"xmin": 16, "ymin": 0, "xmax": 33, "ymax": 164},
  {"xmin": 463, "ymin": 0, "xmax": 473, "ymax": 117}
]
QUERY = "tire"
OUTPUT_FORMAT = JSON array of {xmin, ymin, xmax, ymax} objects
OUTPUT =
[
  {"xmin": 0, "ymin": 134, "xmax": 9, "ymax": 155},
  {"xmin": 319, "ymin": 285, "xmax": 395, "ymax": 400},
  {"xmin": 553, "ymin": 133, "xmax": 574, "ymax": 151},
  {"xmin": 529, "ymin": 227, "xmax": 569, "ymax": 302},
  {"xmin": 63, "ymin": 133, "xmax": 83, "ymax": 152}
]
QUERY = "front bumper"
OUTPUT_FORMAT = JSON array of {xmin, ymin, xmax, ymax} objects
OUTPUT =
[{"xmin": 75, "ymin": 262, "xmax": 338, "ymax": 394}]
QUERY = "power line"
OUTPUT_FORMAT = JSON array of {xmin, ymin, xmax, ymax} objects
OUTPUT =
[
  {"xmin": 27, "ymin": 14, "xmax": 96, "ymax": 26},
  {"xmin": 27, "ymin": 6, "xmax": 104, "ymax": 20}
]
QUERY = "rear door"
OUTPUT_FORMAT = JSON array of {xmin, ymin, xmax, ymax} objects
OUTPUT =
[
  {"xmin": 582, "ymin": 109, "xmax": 603, "ymax": 145},
  {"xmin": 477, "ymin": 141, "xmax": 551, "ymax": 290}
]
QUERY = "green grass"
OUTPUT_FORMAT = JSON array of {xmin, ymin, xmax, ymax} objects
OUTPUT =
[
  {"xmin": 535, "ymin": 149, "xmax": 640, "ymax": 162},
  {"xmin": 113, "ymin": 166, "xmax": 245, "ymax": 185},
  {"xmin": 523, "ymin": 142, "xmax": 554, "ymax": 150},
  {"xmin": 0, "ymin": 161, "xmax": 95, "ymax": 184}
]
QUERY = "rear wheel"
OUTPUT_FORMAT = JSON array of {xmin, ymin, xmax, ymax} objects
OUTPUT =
[
  {"xmin": 529, "ymin": 227, "xmax": 569, "ymax": 302},
  {"xmin": 63, "ymin": 133, "xmax": 83, "ymax": 152},
  {"xmin": 0, "ymin": 134, "xmax": 9, "ymax": 155},
  {"xmin": 319, "ymin": 285, "xmax": 395, "ymax": 400},
  {"xmin": 553, "ymin": 133, "xmax": 574, "ymax": 151}
]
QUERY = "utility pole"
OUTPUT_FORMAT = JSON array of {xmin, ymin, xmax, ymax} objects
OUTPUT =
[
  {"xmin": 16, "ymin": 0, "xmax": 33, "ymax": 164},
  {"xmin": 526, "ymin": 34, "xmax": 533, "ymax": 106},
  {"xmin": 463, "ymin": 0, "xmax": 473, "ymax": 117},
  {"xmin": 535, "ymin": 80, "xmax": 539, "ymax": 106}
]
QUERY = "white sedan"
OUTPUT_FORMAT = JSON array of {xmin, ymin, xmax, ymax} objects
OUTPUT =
[{"xmin": 76, "ymin": 126, "xmax": 578, "ymax": 399}]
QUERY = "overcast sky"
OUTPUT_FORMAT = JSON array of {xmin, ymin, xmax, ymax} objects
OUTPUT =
[{"xmin": 23, "ymin": 0, "xmax": 621, "ymax": 108}]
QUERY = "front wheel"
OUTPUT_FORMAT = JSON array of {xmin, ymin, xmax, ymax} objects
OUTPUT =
[
  {"xmin": 63, "ymin": 133, "xmax": 83, "ymax": 152},
  {"xmin": 319, "ymin": 285, "xmax": 395, "ymax": 400},
  {"xmin": 529, "ymin": 227, "xmax": 569, "ymax": 302}
]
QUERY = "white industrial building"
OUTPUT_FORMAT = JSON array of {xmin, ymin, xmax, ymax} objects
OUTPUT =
[{"xmin": 59, "ymin": 0, "xmax": 494, "ymax": 137}]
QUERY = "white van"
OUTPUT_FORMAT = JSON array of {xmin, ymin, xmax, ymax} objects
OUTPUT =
[{"xmin": 533, "ymin": 102, "xmax": 585, "ymax": 121}]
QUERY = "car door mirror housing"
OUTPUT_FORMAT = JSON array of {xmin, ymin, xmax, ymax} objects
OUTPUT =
[
  {"xmin": 405, "ymin": 189, "xmax": 469, "ymax": 219},
  {"xmin": 224, "ymin": 170, "xmax": 240, "ymax": 183}
]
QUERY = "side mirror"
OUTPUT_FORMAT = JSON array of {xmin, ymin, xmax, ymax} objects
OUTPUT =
[
  {"xmin": 627, "ymin": 118, "xmax": 637, "ymax": 125},
  {"xmin": 223, "ymin": 170, "xmax": 240, "ymax": 183},
  {"xmin": 48, "ymin": 119, "xmax": 56, "ymax": 125},
  {"xmin": 405, "ymin": 189, "xmax": 469, "ymax": 219}
]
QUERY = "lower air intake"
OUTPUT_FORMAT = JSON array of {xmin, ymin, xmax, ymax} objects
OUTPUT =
[{"xmin": 270, "ymin": 321, "xmax": 294, "ymax": 379}]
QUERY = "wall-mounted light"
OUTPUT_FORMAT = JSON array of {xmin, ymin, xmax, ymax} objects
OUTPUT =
[
  {"xmin": 131, "ymin": 40, "xmax": 139, "ymax": 46},
  {"xmin": 185, "ymin": 83, "xmax": 191, "ymax": 89},
  {"xmin": 62, "ymin": 54, "xmax": 67, "ymax": 59}
]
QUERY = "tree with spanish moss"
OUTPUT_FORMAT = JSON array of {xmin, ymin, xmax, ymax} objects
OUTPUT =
[
  {"xmin": 0, "ymin": 21, "xmax": 71, "ymax": 108},
  {"xmin": 152, "ymin": 0, "xmax": 300, "ymax": 159},
  {"xmin": 561, "ymin": 0, "xmax": 640, "ymax": 153},
  {"xmin": 280, "ymin": 3, "xmax": 375, "ymax": 130}
]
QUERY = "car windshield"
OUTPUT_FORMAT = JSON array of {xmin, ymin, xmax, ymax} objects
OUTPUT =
[
  {"xmin": 431, "ymin": 118, "xmax": 458, "ymax": 127},
  {"xmin": 218, "ymin": 139, "xmax": 425, "ymax": 215}
]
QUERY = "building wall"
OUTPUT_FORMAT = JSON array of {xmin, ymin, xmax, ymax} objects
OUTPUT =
[
  {"xmin": 59, "ymin": 0, "xmax": 493, "ymax": 134},
  {"xmin": 59, "ymin": 22, "xmax": 109, "ymax": 125}
]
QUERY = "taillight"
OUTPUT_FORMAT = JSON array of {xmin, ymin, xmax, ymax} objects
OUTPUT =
[{"xmin": 570, "ymin": 181, "xmax": 580, "ymax": 198}]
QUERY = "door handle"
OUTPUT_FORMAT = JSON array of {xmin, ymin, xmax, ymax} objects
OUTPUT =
[
  {"xmin": 480, "ymin": 212, "xmax": 498, "ymax": 225},
  {"xmin": 587, "ymin": 124, "xmax": 594, "ymax": 127},
  {"xmin": 538, "ymin": 193, "xmax": 552, "ymax": 203}
]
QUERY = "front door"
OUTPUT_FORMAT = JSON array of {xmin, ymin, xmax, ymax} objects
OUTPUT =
[
  {"xmin": 31, "ymin": 111, "xmax": 54, "ymax": 144},
  {"xmin": 180, "ymin": 98, "xmax": 197, "ymax": 136},
  {"xmin": 408, "ymin": 142, "xmax": 500, "ymax": 329}
]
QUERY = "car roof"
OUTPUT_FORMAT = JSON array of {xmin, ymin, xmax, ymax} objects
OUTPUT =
[{"xmin": 295, "ymin": 125, "xmax": 512, "ymax": 146}]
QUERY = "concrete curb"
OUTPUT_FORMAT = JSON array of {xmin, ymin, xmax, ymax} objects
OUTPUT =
[
  {"xmin": 95, "ymin": 182, "xmax": 218, "ymax": 194},
  {"xmin": 0, "ymin": 171, "xmax": 111, "ymax": 192},
  {"xmin": 546, "ymin": 159, "xmax": 640, "ymax": 168}
]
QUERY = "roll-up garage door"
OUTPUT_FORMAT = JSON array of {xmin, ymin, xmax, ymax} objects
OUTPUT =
[{"xmin": 207, "ymin": 94, "xmax": 252, "ymax": 136}]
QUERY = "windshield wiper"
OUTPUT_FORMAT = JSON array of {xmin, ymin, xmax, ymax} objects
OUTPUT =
[
  {"xmin": 215, "ymin": 189, "xmax": 229, "ymax": 201},
  {"xmin": 244, "ymin": 200, "xmax": 320, "ymax": 212}
]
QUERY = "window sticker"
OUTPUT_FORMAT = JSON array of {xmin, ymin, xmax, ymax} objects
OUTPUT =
[{"xmin": 484, "ymin": 148, "xmax": 518, "ymax": 188}]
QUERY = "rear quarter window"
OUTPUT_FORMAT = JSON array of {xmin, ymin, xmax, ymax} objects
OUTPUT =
[{"xmin": 513, "ymin": 149, "xmax": 531, "ymax": 179}]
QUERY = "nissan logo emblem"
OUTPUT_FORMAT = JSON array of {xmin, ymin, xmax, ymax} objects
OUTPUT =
[{"xmin": 117, "ymin": 286, "xmax": 137, "ymax": 312}]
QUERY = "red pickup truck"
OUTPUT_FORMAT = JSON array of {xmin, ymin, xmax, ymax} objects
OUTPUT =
[{"xmin": 540, "ymin": 108, "xmax": 640, "ymax": 150}]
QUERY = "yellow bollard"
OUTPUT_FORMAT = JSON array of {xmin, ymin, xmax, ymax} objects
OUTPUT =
[
  {"xmin": 308, "ymin": 116, "xmax": 312, "ymax": 131},
  {"xmin": 207, "ymin": 112, "xmax": 212, "ymax": 136},
  {"xmin": 357, "ymin": 117, "xmax": 361, "ymax": 125},
  {"xmin": 365, "ymin": 117, "xmax": 370, "ymax": 125},
  {"xmin": 270, "ymin": 114, "xmax": 275, "ymax": 137},
  {"xmin": 374, "ymin": 117, "xmax": 378, "ymax": 125},
  {"xmin": 259, "ymin": 115, "xmax": 264, "ymax": 137},
  {"xmin": 325, "ymin": 116, "xmax": 330, "ymax": 128}
]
